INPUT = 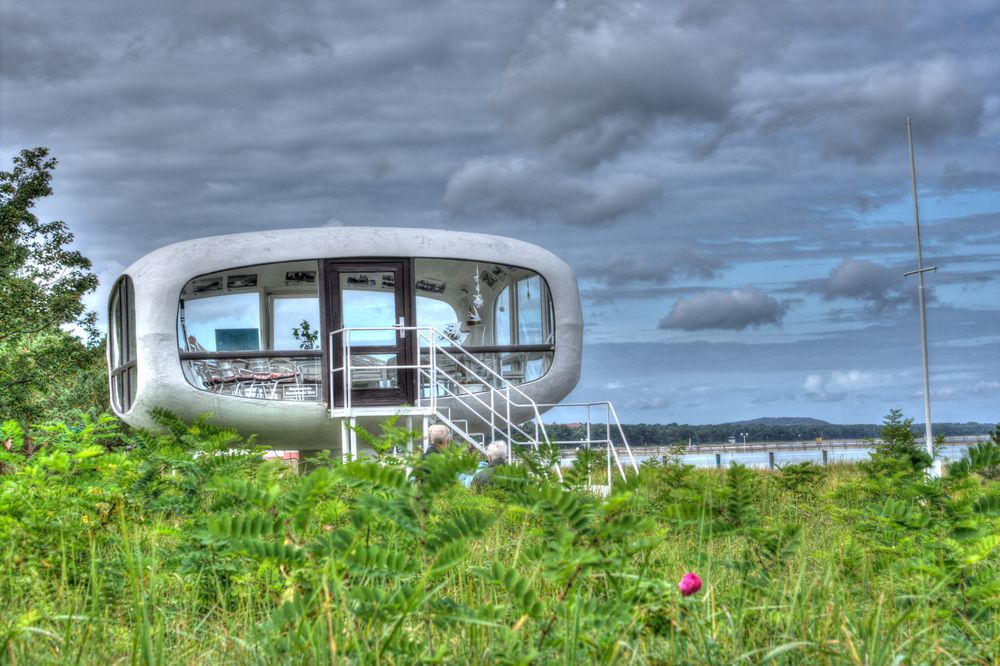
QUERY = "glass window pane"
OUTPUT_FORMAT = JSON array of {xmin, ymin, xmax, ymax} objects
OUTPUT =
[
  {"xmin": 125, "ymin": 279, "xmax": 136, "ymax": 362},
  {"xmin": 184, "ymin": 293, "xmax": 261, "ymax": 352},
  {"xmin": 109, "ymin": 285, "xmax": 122, "ymax": 366},
  {"xmin": 517, "ymin": 277, "xmax": 543, "ymax": 344},
  {"xmin": 417, "ymin": 296, "xmax": 461, "ymax": 345},
  {"xmin": 495, "ymin": 286, "xmax": 511, "ymax": 345},
  {"xmin": 348, "ymin": 353, "xmax": 398, "ymax": 389},
  {"xmin": 525, "ymin": 355, "xmax": 545, "ymax": 382},
  {"xmin": 341, "ymin": 272, "xmax": 397, "ymax": 346},
  {"xmin": 273, "ymin": 297, "xmax": 321, "ymax": 350}
]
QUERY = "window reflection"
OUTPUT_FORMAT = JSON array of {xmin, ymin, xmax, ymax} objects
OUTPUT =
[
  {"xmin": 495, "ymin": 287, "xmax": 511, "ymax": 345},
  {"xmin": 273, "ymin": 297, "xmax": 320, "ymax": 350},
  {"xmin": 183, "ymin": 292, "xmax": 260, "ymax": 352},
  {"xmin": 340, "ymin": 272, "xmax": 396, "ymax": 346},
  {"xmin": 517, "ymin": 276, "xmax": 543, "ymax": 344},
  {"xmin": 413, "ymin": 258, "xmax": 553, "ymax": 350},
  {"xmin": 178, "ymin": 261, "xmax": 323, "ymax": 402}
]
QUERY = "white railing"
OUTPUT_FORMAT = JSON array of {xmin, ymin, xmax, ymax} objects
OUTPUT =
[
  {"xmin": 328, "ymin": 326, "xmax": 551, "ymax": 461},
  {"xmin": 532, "ymin": 402, "xmax": 639, "ymax": 483},
  {"xmin": 327, "ymin": 326, "xmax": 636, "ymax": 482}
]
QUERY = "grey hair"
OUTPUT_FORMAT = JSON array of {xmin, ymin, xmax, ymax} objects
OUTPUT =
[
  {"xmin": 485, "ymin": 440, "xmax": 508, "ymax": 464},
  {"xmin": 428, "ymin": 424, "xmax": 452, "ymax": 447}
]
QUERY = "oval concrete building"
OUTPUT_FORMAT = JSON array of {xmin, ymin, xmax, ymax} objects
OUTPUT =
[{"xmin": 107, "ymin": 227, "xmax": 608, "ymax": 460}]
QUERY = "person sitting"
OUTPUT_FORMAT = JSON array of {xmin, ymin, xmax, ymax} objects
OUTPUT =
[
  {"xmin": 458, "ymin": 455, "xmax": 489, "ymax": 488},
  {"xmin": 471, "ymin": 440, "xmax": 508, "ymax": 491},
  {"xmin": 422, "ymin": 424, "xmax": 452, "ymax": 459}
]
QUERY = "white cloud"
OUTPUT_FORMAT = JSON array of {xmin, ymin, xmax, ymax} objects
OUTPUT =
[{"xmin": 804, "ymin": 370, "xmax": 895, "ymax": 402}]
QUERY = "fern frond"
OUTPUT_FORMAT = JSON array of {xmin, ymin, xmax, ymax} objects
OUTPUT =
[
  {"xmin": 208, "ymin": 513, "xmax": 285, "ymax": 540},
  {"xmin": 346, "ymin": 544, "xmax": 419, "ymax": 579},
  {"xmin": 282, "ymin": 469, "xmax": 333, "ymax": 531},
  {"xmin": 429, "ymin": 539, "xmax": 468, "ymax": 576},
  {"xmin": 477, "ymin": 561, "xmax": 545, "ymax": 618},
  {"xmin": 334, "ymin": 460, "xmax": 410, "ymax": 493},
  {"xmin": 427, "ymin": 509, "xmax": 495, "ymax": 551},
  {"xmin": 209, "ymin": 476, "xmax": 281, "ymax": 509},
  {"xmin": 233, "ymin": 539, "xmax": 306, "ymax": 565}
]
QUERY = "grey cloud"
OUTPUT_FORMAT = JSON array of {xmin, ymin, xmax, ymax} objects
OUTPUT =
[
  {"xmin": 500, "ymin": 3, "xmax": 738, "ymax": 167},
  {"xmin": 578, "ymin": 247, "xmax": 723, "ymax": 286},
  {"xmin": 443, "ymin": 157, "xmax": 661, "ymax": 227},
  {"xmin": 161, "ymin": 0, "xmax": 332, "ymax": 55},
  {"xmin": 0, "ymin": 9, "xmax": 100, "ymax": 81},
  {"xmin": 818, "ymin": 258, "xmax": 910, "ymax": 313},
  {"xmin": 658, "ymin": 288, "xmax": 787, "ymax": 331},
  {"xmin": 941, "ymin": 161, "xmax": 1000, "ymax": 192},
  {"xmin": 749, "ymin": 56, "xmax": 987, "ymax": 161}
]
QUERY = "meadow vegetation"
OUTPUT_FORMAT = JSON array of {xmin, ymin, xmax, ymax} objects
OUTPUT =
[{"xmin": 1, "ymin": 409, "xmax": 998, "ymax": 664}]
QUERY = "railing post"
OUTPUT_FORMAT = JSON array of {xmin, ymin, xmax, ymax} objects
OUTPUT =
[
  {"xmin": 490, "ymin": 388, "xmax": 496, "ymax": 442},
  {"xmin": 607, "ymin": 441, "xmax": 612, "ymax": 486},
  {"xmin": 430, "ymin": 332, "xmax": 437, "ymax": 413},
  {"xmin": 505, "ymin": 388, "xmax": 512, "ymax": 451}
]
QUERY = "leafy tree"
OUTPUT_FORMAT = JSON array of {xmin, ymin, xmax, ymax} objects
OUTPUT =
[
  {"xmin": 0, "ymin": 147, "xmax": 102, "ymax": 423},
  {"xmin": 862, "ymin": 408, "xmax": 933, "ymax": 478}
]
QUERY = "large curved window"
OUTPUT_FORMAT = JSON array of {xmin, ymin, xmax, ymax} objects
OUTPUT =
[
  {"xmin": 108, "ymin": 276, "xmax": 137, "ymax": 413},
  {"xmin": 414, "ymin": 259, "xmax": 555, "ymax": 390},
  {"xmin": 177, "ymin": 257, "xmax": 557, "ymax": 404},
  {"xmin": 178, "ymin": 261, "xmax": 323, "ymax": 402}
]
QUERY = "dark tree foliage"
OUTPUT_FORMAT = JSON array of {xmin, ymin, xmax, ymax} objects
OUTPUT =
[{"xmin": 0, "ymin": 147, "xmax": 104, "ymax": 423}]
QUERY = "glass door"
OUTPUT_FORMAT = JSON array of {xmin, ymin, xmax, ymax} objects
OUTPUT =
[{"xmin": 326, "ymin": 260, "xmax": 414, "ymax": 406}]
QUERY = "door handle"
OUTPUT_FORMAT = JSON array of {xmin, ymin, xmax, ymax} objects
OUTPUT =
[{"xmin": 398, "ymin": 317, "xmax": 405, "ymax": 339}]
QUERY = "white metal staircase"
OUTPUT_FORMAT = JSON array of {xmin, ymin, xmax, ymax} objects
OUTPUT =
[{"xmin": 329, "ymin": 327, "xmax": 638, "ymax": 485}]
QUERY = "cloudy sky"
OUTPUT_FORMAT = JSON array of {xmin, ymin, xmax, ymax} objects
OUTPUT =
[{"xmin": 2, "ymin": 0, "xmax": 998, "ymax": 425}]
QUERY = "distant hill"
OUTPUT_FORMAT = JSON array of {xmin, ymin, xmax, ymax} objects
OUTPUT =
[{"xmin": 724, "ymin": 417, "xmax": 831, "ymax": 426}]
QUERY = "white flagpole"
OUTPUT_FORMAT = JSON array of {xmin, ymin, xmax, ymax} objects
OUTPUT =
[{"xmin": 904, "ymin": 117, "xmax": 940, "ymax": 477}]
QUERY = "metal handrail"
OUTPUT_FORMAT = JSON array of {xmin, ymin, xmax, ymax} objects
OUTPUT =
[
  {"xmin": 418, "ymin": 365, "xmax": 539, "ymax": 446},
  {"xmin": 329, "ymin": 326, "xmax": 551, "ymax": 459},
  {"xmin": 422, "ymin": 341, "xmax": 544, "ymax": 444},
  {"xmin": 327, "ymin": 326, "xmax": 634, "ymax": 484},
  {"xmin": 532, "ymin": 400, "xmax": 639, "ymax": 482}
]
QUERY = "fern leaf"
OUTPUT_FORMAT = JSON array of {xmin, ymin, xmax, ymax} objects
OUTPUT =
[
  {"xmin": 208, "ymin": 513, "xmax": 284, "ymax": 540},
  {"xmin": 234, "ymin": 538, "xmax": 306, "ymax": 565},
  {"xmin": 346, "ymin": 544, "xmax": 419, "ymax": 579},
  {"xmin": 430, "ymin": 539, "xmax": 468, "ymax": 576},
  {"xmin": 427, "ymin": 509, "xmax": 495, "ymax": 551}
]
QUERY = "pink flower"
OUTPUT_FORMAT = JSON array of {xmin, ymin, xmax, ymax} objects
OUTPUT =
[{"xmin": 678, "ymin": 572, "xmax": 702, "ymax": 596}]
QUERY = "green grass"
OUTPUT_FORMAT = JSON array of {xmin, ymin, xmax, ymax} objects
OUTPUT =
[{"xmin": 0, "ymin": 412, "xmax": 998, "ymax": 664}]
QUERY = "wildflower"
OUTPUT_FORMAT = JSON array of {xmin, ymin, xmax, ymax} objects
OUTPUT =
[{"xmin": 678, "ymin": 572, "xmax": 702, "ymax": 596}]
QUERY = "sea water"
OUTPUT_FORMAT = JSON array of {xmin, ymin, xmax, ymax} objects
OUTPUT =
[{"xmin": 630, "ymin": 444, "xmax": 976, "ymax": 469}]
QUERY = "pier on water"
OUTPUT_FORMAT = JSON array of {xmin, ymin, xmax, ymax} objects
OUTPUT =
[{"xmin": 605, "ymin": 435, "xmax": 989, "ymax": 470}]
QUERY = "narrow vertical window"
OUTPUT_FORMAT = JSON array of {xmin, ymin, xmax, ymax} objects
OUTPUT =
[{"xmin": 108, "ymin": 276, "xmax": 137, "ymax": 413}]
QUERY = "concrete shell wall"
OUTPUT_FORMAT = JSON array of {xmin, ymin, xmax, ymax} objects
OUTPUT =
[{"xmin": 113, "ymin": 227, "xmax": 583, "ymax": 452}]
